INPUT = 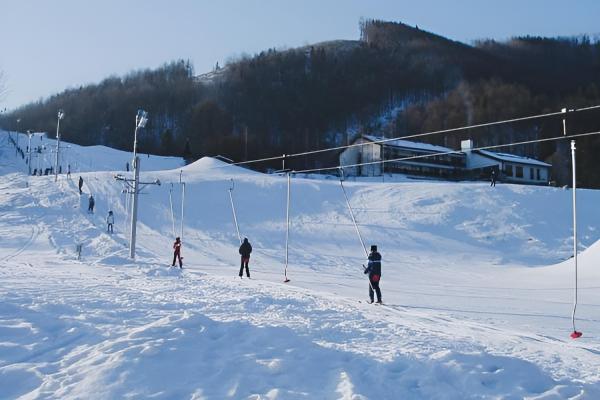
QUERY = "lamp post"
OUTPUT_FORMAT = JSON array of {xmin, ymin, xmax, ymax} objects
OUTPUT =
[
  {"xmin": 129, "ymin": 109, "xmax": 149, "ymax": 259},
  {"xmin": 27, "ymin": 130, "xmax": 33, "ymax": 175},
  {"xmin": 16, "ymin": 118, "xmax": 21, "ymax": 156},
  {"xmin": 54, "ymin": 109, "xmax": 64, "ymax": 182}
]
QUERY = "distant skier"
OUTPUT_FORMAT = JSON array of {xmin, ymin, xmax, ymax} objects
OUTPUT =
[
  {"xmin": 106, "ymin": 211, "xmax": 114, "ymax": 233},
  {"xmin": 67, "ymin": 164, "xmax": 71, "ymax": 179},
  {"xmin": 78, "ymin": 176, "xmax": 84, "ymax": 194},
  {"xmin": 364, "ymin": 245, "xmax": 382, "ymax": 304},
  {"xmin": 238, "ymin": 237, "xmax": 252, "ymax": 278},
  {"xmin": 172, "ymin": 237, "xmax": 183, "ymax": 268},
  {"xmin": 126, "ymin": 162, "xmax": 129, "ymax": 172},
  {"xmin": 490, "ymin": 169, "xmax": 497, "ymax": 187},
  {"xmin": 88, "ymin": 195, "xmax": 95, "ymax": 214}
]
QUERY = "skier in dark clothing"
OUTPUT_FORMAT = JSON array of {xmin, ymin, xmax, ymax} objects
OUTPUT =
[
  {"xmin": 490, "ymin": 169, "xmax": 497, "ymax": 187},
  {"xmin": 78, "ymin": 176, "xmax": 84, "ymax": 194},
  {"xmin": 172, "ymin": 237, "xmax": 183, "ymax": 268},
  {"xmin": 364, "ymin": 245, "xmax": 382, "ymax": 304},
  {"xmin": 88, "ymin": 195, "xmax": 95, "ymax": 213},
  {"xmin": 238, "ymin": 238, "xmax": 252, "ymax": 278}
]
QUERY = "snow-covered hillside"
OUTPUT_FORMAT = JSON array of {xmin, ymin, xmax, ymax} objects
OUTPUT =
[{"xmin": 2, "ymin": 130, "xmax": 600, "ymax": 399}]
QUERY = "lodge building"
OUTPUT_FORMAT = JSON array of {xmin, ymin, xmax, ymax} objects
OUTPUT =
[{"xmin": 338, "ymin": 136, "xmax": 551, "ymax": 185}]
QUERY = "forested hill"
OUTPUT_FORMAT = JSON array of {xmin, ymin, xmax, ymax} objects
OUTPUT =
[{"xmin": 2, "ymin": 20, "xmax": 600, "ymax": 186}]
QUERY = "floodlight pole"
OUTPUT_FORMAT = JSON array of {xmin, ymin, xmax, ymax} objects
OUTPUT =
[
  {"xmin": 54, "ymin": 110, "xmax": 64, "ymax": 182},
  {"xmin": 130, "ymin": 156, "xmax": 141, "ymax": 259},
  {"xmin": 15, "ymin": 118, "xmax": 21, "ymax": 157},
  {"xmin": 27, "ymin": 131, "xmax": 33, "ymax": 175},
  {"xmin": 128, "ymin": 110, "xmax": 149, "ymax": 259}
]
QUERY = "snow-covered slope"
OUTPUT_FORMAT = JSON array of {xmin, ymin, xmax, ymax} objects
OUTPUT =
[{"xmin": 2, "ymin": 131, "xmax": 600, "ymax": 399}]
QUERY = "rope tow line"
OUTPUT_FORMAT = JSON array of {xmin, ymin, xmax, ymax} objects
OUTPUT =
[
  {"xmin": 284, "ymin": 172, "xmax": 291, "ymax": 283},
  {"xmin": 228, "ymin": 178, "xmax": 242, "ymax": 244},
  {"xmin": 338, "ymin": 168, "xmax": 376, "ymax": 294},
  {"xmin": 295, "ymin": 129, "xmax": 600, "ymax": 175},
  {"xmin": 205, "ymin": 104, "xmax": 600, "ymax": 172}
]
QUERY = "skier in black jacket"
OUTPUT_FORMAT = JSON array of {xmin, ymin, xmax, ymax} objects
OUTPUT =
[
  {"xmin": 364, "ymin": 245, "xmax": 382, "ymax": 303},
  {"xmin": 238, "ymin": 238, "xmax": 252, "ymax": 278}
]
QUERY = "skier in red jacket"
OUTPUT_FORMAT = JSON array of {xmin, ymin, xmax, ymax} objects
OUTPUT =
[{"xmin": 172, "ymin": 237, "xmax": 183, "ymax": 268}]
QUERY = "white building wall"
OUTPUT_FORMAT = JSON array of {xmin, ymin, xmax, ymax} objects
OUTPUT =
[
  {"xmin": 339, "ymin": 139, "xmax": 382, "ymax": 177},
  {"xmin": 503, "ymin": 163, "xmax": 550, "ymax": 184},
  {"xmin": 360, "ymin": 143, "xmax": 382, "ymax": 176},
  {"xmin": 339, "ymin": 144, "xmax": 361, "ymax": 177}
]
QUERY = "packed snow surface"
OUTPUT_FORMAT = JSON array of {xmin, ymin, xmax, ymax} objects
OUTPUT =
[{"xmin": 1, "ymin": 131, "xmax": 600, "ymax": 399}]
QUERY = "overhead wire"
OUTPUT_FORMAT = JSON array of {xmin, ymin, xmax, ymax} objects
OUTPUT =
[
  {"xmin": 293, "ymin": 130, "xmax": 600, "ymax": 175},
  {"xmin": 208, "ymin": 104, "xmax": 600, "ymax": 171}
]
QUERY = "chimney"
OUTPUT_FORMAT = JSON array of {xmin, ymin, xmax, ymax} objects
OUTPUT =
[{"xmin": 461, "ymin": 139, "xmax": 473, "ymax": 152}]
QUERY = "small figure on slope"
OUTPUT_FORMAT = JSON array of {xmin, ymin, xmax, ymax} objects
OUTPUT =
[
  {"xmin": 172, "ymin": 237, "xmax": 183, "ymax": 268},
  {"xmin": 106, "ymin": 210, "xmax": 114, "ymax": 234},
  {"xmin": 238, "ymin": 237, "xmax": 252, "ymax": 278},
  {"xmin": 490, "ymin": 169, "xmax": 497, "ymax": 187},
  {"xmin": 364, "ymin": 245, "xmax": 382, "ymax": 304},
  {"xmin": 88, "ymin": 194, "xmax": 95, "ymax": 214},
  {"xmin": 78, "ymin": 176, "xmax": 84, "ymax": 194}
]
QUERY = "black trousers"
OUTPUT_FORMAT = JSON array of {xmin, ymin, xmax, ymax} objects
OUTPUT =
[
  {"xmin": 172, "ymin": 251, "xmax": 182, "ymax": 268},
  {"xmin": 239, "ymin": 257, "xmax": 250, "ymax": 277},
  {"xmin": 369, "ymin": 278, "xmax": 382, "ymax": 302},
  {"xmin": 107, "ymin": 223, "xmax": 113, "ymax": 233}
]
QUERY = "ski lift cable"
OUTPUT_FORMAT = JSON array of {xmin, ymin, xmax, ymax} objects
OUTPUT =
[
  {"xmin": 180, "ymin": 182, "xmax": 186, "ymax": 241},
  {"xmin": 338, "ymin": 168, "xmax": 377, "ymax": 295},
  {"xmin": 294, "ymin": 129, "xmax": 600, "ymax": 175},
  {"xmin": 207, "ymin": 104, "xmax": 600, "ymax": 170},
  {"xmin": 228, "ymin": 178, "xmax": 242, "ymax": 244},
  {"xmin": 284, "ymin": 172, "xmax": 291, "ymax": 283},
  {"xmin": 169, "ymin": 183, "xmax": 176, "ymax": 237},
  {"xmin": 338, "ymin": 169, "xmax": 368, "ymax": 258}
]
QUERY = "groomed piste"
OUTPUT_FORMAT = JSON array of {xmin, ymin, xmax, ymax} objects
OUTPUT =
[{"xmin": 1, "ymin": 131, "xmax": 600, "ymax": 399}]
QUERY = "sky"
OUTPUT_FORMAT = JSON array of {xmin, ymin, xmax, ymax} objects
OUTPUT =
[{"xmin": 1, "ymin": 0, "xmax": 599, "ymax": 113}]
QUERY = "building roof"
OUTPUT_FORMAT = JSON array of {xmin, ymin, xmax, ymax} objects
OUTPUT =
[
  {"xmin": 475, "ymin": 149, "xmax": 551, "ymax": 167},
  {"xmin": 362, "ymin": 135, "xmax": 456, "ymax": 154}
]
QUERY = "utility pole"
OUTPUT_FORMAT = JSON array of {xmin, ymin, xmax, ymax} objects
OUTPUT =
[
  {"xmin": 114, "ymin": 109, "xmax": 162, "ymax": 260},
  {"xmin": 27, "ymin": 130, "xmax": 33, "ymax": 175},
  {"xmin": 15, "ymin": 118, "xmax": 21, "ymax": 157},
  {"xmin": 130, "ymin": 109, "xmax": 147, "ymax": 259},
  {"xmin": 54, "ymin": 109, "xmax": 64, "ymax": 182},
  {"xmin": 244, "ymin": 125, "xmax": 248, "ymax": 161}
]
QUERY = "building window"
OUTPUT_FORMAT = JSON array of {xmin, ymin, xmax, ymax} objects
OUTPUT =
[
  {"xmin": 530, "ymin": 168, "xmax": 534, "ymax": 180},
  {"xmin": 505, "ymin": 165, "xmax": 513, "ymax": 177},
  {"xmin": 537, "ymin": 169, "xmax": 541, "ymax": 180},
  {"xmin": 516, "ymin": 166, "xmax": 524, "ymax": 178}
]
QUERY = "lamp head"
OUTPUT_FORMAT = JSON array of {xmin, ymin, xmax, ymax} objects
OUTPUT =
[
  {"xmin": 57, "ymin": 109, "xmax": 65, "ymax": 120},
  {"xmin": 136, "ymin": 109, "xmax": 148, "ymax": 128}
]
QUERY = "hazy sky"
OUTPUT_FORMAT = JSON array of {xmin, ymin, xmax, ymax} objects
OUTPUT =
[{"xmin": 1, "ymin": 0, "xmax": 598, "ymax": 112}]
